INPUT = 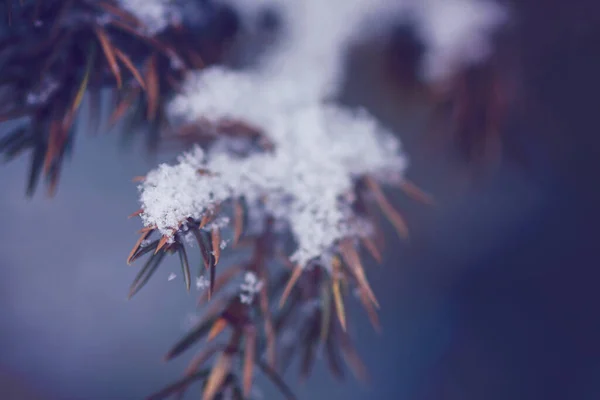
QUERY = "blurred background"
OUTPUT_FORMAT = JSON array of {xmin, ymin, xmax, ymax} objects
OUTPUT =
[{"xmin": 1, "ymin": 0, "xmax": 599, "ymax": 399}]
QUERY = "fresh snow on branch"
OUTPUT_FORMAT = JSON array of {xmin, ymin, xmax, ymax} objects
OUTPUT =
[{"xmin": 136, "ymin": 0, "xmax": 507, "ymax": 266}]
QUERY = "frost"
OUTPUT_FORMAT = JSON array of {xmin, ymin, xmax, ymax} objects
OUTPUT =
[{"xmin": 137, "ymin": 0, "xmax": 507, "ymax": 266}]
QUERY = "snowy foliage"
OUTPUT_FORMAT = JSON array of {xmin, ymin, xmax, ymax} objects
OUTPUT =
[{"xmin": 136, "ymin": 0, "xmax": 508, "ymax": 266}]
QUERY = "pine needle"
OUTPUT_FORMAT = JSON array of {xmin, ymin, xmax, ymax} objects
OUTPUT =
[
  {"xmin": 94, "ymin": 27, "xmax": 122, "ymax": 89},
  {"xmin": 331, "ymin": 256, "xmax": 346, "ymax": 331},
  {"xmin": 259, "ymin": 271, "xmax": 277, "ymax": 368},
  {"xmin": 128, "ymin": 251, "xmax": 166, "ymax": 299},
  {"xmin": 356, "ymin": 287, "xmax": 381, "ymax": 332},
  {"xmin": 338, "ymin": 331, "xmax": 369, "ymax": 383},
  {"xmin": 199, "ymin": 212, "xmax": 212, "ymax": 229},
  {"xmin": 243, "ymin": 328, "xmax": 256, "ymax": 398},
  {"xmin": 207, "ymin": 318, "xmax": 227, "ymax": 342},
  {"xmin": 361, "ymin": 236, "xmax": 382, "ymax": 263},
  {"xmin": 138, "ymin": 226, "xmax": 155, "ymax": 234},
  {"xmin": 128, "ymin": 209, "xmax": 144, "ymax": 219},
  {"xmin": 71, "ymin": 42, "xmax": 96, "ymax": 116},
  {"xmin": 279, "ymin": 265, "xmax": 303, "ymax": 309},
  {"xmin": 155, "ymin": 235, "xmax": 169, "ymax": 254},
  {"xmin": 399, "ymin": 179, "xmax": 435, "ymax": 205},
  {"xmin": 109, "ymin": 87, "xmax": 141, "ymax": 127},
  {"xmin": 177, "ymin": 244, "xmax": 191, "ymax": 292},
  {"xmin": 185, "ymin": 343, "xmax": 227, "ymax": 376},
  {"xmin": 256, "ymin": 359, "xmax": 298, "ymax": 400},
  {"xmin": 43, "ymin": 121, "xmax": 61, "ymax": 175},
  {"xmin": 365, "ymin": 176, "xmax": 409, "ymax": 240},
  {"xmin": 127, "ymin": 230, "xmax": 152, "ymax": 264},
  {"xmin": 145, "ymin": 55, "xmax": 159, "ymax": 121},
  {"xmin": 202, "ymin": 334, "xmax": 237, "ymax": 400},
  {"xmin": 320, "ymin": 282, "xmax": 332, "ymax": 341},
  {"xmin": 114, "ymin": 48, "xmax": 146, "ymax": 90},
  {"xmin": 339, "ymin": 239, "xmax": 379, "ymax": 308},
  {"xmin": 202, "ymin": 353, "xmax": 232, "ymax": 400},
  {"xmin": 211, "ymin": 226, "xmax": 221, "ymax": 265},
  {"xmin": 145, "ymin": 370, "xmax": 210, "ymax": 400}
]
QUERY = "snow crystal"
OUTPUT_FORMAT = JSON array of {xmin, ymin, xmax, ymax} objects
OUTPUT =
[
  {"xmin": 239, "ymin": 272, "xmax": 264, "ymax": 304},
  {"xmin": 195, "ymin": 275, "xmax": 210, "ymax": 290}
]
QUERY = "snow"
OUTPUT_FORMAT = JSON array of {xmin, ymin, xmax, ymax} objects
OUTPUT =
[
  {"xmin": 239, "ymin": 272, "xmax": 264, "ymax": 304},
  {"xmin": 195, "ymin": 275, "xmax": 210, "ymax": 290},
  {"xmin": 136, "ymin": 0, "xmax": 507, "ymax": 266},
  {"xmin": 415, "ymin": 0, "xmax": 508, "ymax": 82}
]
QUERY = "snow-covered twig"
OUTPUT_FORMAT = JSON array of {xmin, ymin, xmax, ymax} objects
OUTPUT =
[
  {"xmin": 138, "ymin": 0, "xmax": 410, "ymax": 267},
  {"xmin": 129, "ymin": 2, "xmax": 510, "ymax": 399},
  {"xmin": 136, "ymin": 0, "xmax": 507, "ymax": 266}
]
